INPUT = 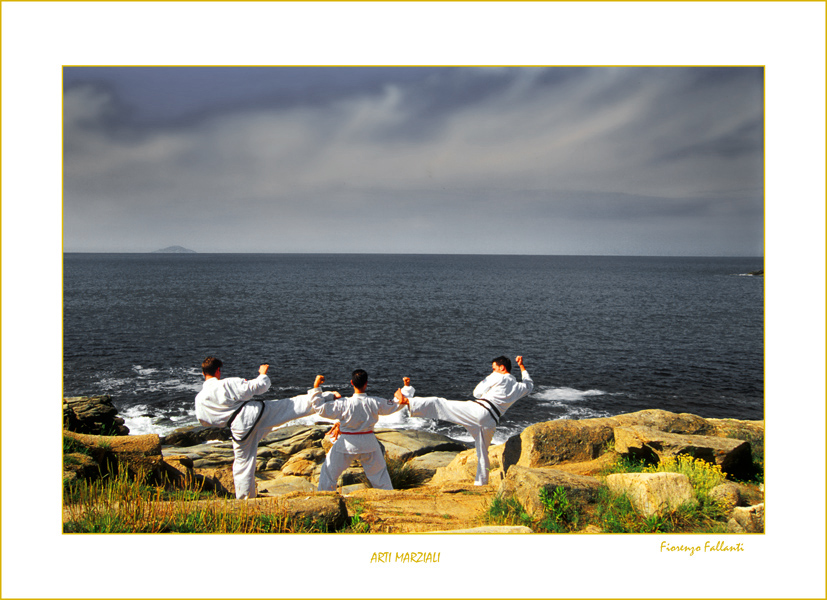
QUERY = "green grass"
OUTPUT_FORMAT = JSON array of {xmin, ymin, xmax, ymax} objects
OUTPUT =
[
  {"xmin": 63, "ymin": 465, "xmax": 332, "ymax": 533},
  {"xmin": 485, "ymin": 495, "xmax": 534, "ymax": 528},
  {"xmin": 487, "ymin": 471, "xmax": 733, "ymax": 534},
  {"xmin": 537, "ymin": 486, "xmax": 580, "ymax": 533}
]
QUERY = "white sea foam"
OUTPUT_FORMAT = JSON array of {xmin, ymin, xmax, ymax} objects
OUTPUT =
[{"xmin": 533, "ymin": 387, "xmax": 606, "ymax": 402}]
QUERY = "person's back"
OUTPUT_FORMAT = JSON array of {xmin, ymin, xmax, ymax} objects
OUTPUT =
[{"xmin": 310, "ymin": 370, "xmax": 403, "ymax": 491}]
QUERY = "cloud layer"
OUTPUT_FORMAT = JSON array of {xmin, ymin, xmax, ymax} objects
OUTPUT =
[{"xmin": 63, "ymin": 67, "xmax": 763, "ymax": 255}]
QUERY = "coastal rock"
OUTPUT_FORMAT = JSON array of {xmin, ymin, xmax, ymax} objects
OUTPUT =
[
  {"xmin": 64, "ymin": 430, "xmax": 162, "ymax": 457},
  {"xmin": 257, "ymin": 473, "xmax": 316, "ymax": 496},
  {"xmin": 407, "ymin": 451, "xmax": 462, "ymax": 478},
  {"xmin": 281, "ymin": 448, "xmax": 326, "ymax": 478},
  {"xmin": 709, "ymin": 483, "xmax": 741, "ymax": 512},
  {"xmin": 62, "ymin": 430, "xmax": 203, "ymax": 488},
  {"xmin": 162, "ymin": 426, "xmax": 231, "ymax": 447},
  {"xmin": 497, "ymin": 465, "xmax": 602, "ymax": 518},
  {"xmin": 503, "ymin": 418, "xmax": 615, "ymax": 471},
  {"xmin": 263, "ymin": 425, "xmax": 327, "ymax": 456},
  {"xmin": 427, "ymin": 525, "xmax": 533, "ymax": 534},
  {"xmin": 374, "ymin": 429, "xmax": 470, "ymax": 461},
  {"xmin": 63, "ymin": 396, "xmax": 129, "ymax": 436},
  {"xmin": 609, "ymin": 409, "xmax": 713, "ymax": 435},
  {"xmin": 429, "ymin": 443, "xmax": 507, "ymax": 486},
  {"xmin": 272, "ymin": 491, "xmax": 349, "ymax": 531},
  {"xmin": 63, "ymin": 452, "xmax": 100, "ymax": 484},
  {"xmin": 606, "ymin": 472, "xmax": 697, "ymax": 516},
  {"xmin": 502, "ymin": 410, "xmax": 763, "ymax": 479},
  {"xmin": 727, "ymin": 504, "xmax": 764, "ymax": 533},
  {"xmin": 705, "ymin": 417, "xmax": 765, "ymax": 440},
  {"xmin": 613, "ymin": 425, "xmax": 752, "ymax": 477}
]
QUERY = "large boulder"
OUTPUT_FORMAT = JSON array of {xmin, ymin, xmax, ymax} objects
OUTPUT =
[
  {"xmin": 613, "ymin": 425, "xmax": 753, "ymax": 477},
  {"xmin": 497, "ymin": 465, "xmax": 602, "ymax": 518},
  {"xmin": 727, "ymin": 504, "xmax": 764, "ymax": 533},
  {"xmin": 606, "ymin": 472, "xmax": 697, "ymax": 516},
  {"xmin": 63, "ymin": 396, "xmax": 129, "ymax": 436},
  {"xmin": 429, "ymin": 444, "xmax": 507, "ymax": 486},
  {"xmin": 503, "ymin": 418, "xmax": 615, "ymax": 472},
  {"xmin": 501, "ymin": 410, "xmax": 763, "ymax": 477},
  {"xmin": 63, "ymin": 430, "xmax": 162, "ymax": 457},
  {"xmin": 269, "ymin": 492, "xmax": 349, "ymax": 531},
  {"xmin": 63, "ymin": 430, "xmax": 197, "ymax": 488}
]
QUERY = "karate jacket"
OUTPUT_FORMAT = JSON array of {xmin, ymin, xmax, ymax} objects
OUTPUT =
[
  {"xmin": 195, "ymin": 374, "xmax": 271, "ymax": 428},
  {"xmin": 472, "ymin": 369, "xmax": 534, "ymax": 416},
  {"xmin": 309, "ymin": 387, "xmax": 403, "ymax": 454}
]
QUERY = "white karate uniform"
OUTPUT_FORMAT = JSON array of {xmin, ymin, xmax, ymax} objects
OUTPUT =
[
  {"xmin": 309, "ymin": 387, "xmax": 404, "ymax": 491},
  {"xmin": 400, "ymin": 385, "xmax": 416, "ymax": 398},
  {"xmin": 408, "ymin": 369, "xmax": 533, "ymax": 485},
  {"xmin": 195, "ymin": 374, "xmax": 319, "ymax": 499}
]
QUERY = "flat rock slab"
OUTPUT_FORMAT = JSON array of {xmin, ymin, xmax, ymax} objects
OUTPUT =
[
  {"xmin": 257, "ymin": 474, "xmax": 316, "ymax": 496},
  {"xmin": 374, "ymin": 429, "xmax": 470, "ymax": 461},
  {"xmin": 346, "ymin": 484, "xmax": 497, "ymax": 533},
  {"xmin": 64, "ymin": 430, "xmax": 162, "ymax": 456},
  {"xmin": 426, "ymin": 526, "xmax": 533, "ymax": 534}
]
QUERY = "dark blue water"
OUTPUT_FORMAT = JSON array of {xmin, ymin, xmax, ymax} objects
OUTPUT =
[{"xmin": 63, "ymin": 254, "xmax": 764, "ymax": 444}]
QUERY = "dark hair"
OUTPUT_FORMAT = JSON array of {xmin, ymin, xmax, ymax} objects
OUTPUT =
[
  {"xmin": 202, "ymin": 356, "xmax": 223, "ymax": 376},
  {"xmin": 351, "ymin": 369, "xmax": 368, "ymax": 390},
  {"xmin": 492, "ymin": 356, "xmax": 512, "ymax": 373}
]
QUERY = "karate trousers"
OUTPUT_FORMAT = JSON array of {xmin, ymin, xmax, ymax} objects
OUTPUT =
[
  {"xmin": 230, "ymin": 395, "xmax": 314, "ymax": 499},
  {"xmin": 408, "ymin": 396, "xmax": 497, "ymax": 486},
  {"xmin": 318, "ymin": 444, "xmax": 393, "ymax": 492}
]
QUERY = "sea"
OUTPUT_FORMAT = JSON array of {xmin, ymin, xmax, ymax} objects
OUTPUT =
[{"xmin": 63, "ymin": 253, "xmax": 764, "ymax": 445}]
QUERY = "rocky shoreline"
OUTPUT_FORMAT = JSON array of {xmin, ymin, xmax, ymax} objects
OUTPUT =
[{"xmin": 63, "ymin": 395, "xmax": 764, "ymax": 533}]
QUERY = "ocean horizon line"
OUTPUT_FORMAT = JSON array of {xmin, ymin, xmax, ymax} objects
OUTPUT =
[{"xmin": 62, "ymin": 250, "xmax": 765, "ymax": 259}]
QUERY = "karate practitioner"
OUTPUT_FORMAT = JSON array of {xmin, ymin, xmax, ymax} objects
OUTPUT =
[
  {"xmin": 396, "ymin": 355, "xmax": 533, "ymax": 486},
  {"xmin": 309, "ymin": 370, "xmax": 405, "ymax": 491},
  {"xmin": 400, "ymin": 377, "xmax": 416, "ymax": 399},
  {"xmin": 194, "ymin": 356, "xmax": 333, "ymax": 499}
]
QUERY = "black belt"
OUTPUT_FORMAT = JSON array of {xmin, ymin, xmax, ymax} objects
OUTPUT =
[
  {"xmin": 226, "ymin": 399, "xmax": 265, "ymax": 443},
  {"xmin": 472, "ymin": 398, "xmax": 502, "ymax": 425}
]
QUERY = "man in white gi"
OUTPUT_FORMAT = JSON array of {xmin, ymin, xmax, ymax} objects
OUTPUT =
[
  {"xmin": 194, "ymin": 356, "xmax": 330, "ymax": 499},
  {"xmin": 309, "ymin": 370, "xmax": 405, "ymax": 491},
  {"xmin": 396, "ymin": 356, "xmax": 533, "ymax": 486},
  {"xmin": 400, "ymin": 377, "xmax": 416, "ymax": 399}
]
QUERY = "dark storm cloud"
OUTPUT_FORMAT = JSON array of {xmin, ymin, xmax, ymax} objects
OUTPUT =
[{"xmin": 62, "ymin": 66, "xmax": 764, "ymax": 255}]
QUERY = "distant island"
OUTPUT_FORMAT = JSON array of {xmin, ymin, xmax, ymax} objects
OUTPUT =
[{"xmin": 153, "ymin": 246, "xmax": 196, "ymax": 254}]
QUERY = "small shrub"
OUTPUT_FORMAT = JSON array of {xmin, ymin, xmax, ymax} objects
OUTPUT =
[
  {"xmin": 486, "ymin": 495, "xmax": 533, "ymax": 528},
  {"xmin": 599, "ymin": 453, "xmax": 648, "ymax": 476},
  {"xmin": 538, "ymin": 486, "xmax": 580, "ymax": 533},
  {"xmin": 643, "ymin": 455, "xmax": 727, "ymax": 498}
]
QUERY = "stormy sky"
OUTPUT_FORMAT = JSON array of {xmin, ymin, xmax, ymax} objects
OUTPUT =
[{"xmin": 63, "ymin": 66, "xmax": 764, "ymax": 256}]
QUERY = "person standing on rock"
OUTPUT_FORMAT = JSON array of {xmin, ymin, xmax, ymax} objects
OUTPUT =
[
  {"xmin": 395, "ymin": 355, "xmax": 533, "ymax": 486},
  {"xmin": 309, "ymin": 370, "xmax": 406, "ymax": 491},
  {"xmin": 400, "ymin": 377, "xmax": 416, "ymax": 399},
  {"xmin": 194, "ymin": 356, "xmax": 336, "ymax": 499}
]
